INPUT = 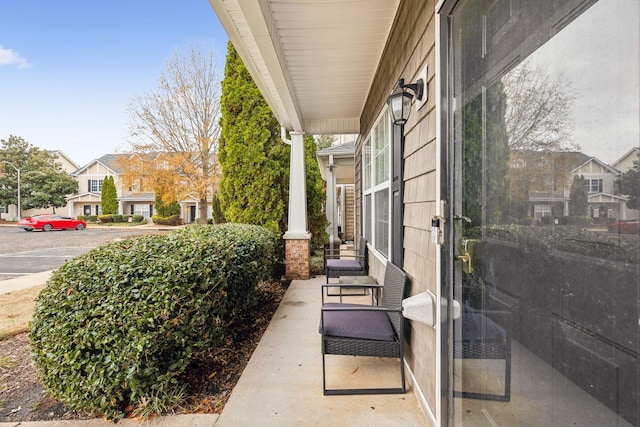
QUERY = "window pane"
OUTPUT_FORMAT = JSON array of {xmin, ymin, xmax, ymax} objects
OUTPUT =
[
  {"xmin": 363, "ymin": 137, "xmax": 372, "ymax": 191},
  {"xmin": 450, "ymin": 0, "xmax": 639, "ymax": 426},
  {"xmin": 363, "ymin": 194, "xmax": 372, "ymax": 243},
  {"xmin": 374, "ymin": 188, "xmax": 389, "ymax": 256},
  {"xmin": 374, "ymin": 113, "xmax": 390, "ymax": 186}
]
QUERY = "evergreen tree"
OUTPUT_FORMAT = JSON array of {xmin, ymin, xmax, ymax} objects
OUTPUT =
[
  {"xmin": 154, "ymin": 186, "xmax": 180, "ymax": 217},
  {"xmin": 219, "ymin": 41, "xmax": 290, "ymax": 235},
  {"xmin": 100, "ymin": 176, "xmax": 118, "ymax": 214},
  {"xmin": 305, "ymin": 135, "xmax": 328, "ymax": 247},
  {"xmin": 0, "ymin": 135, "xmax": 78, "ymax": 214},
  {"xmin": 569, "ymin": 175, "xmax": 588, "ymax": 216},
  {"xmin": 463, "ymin": 83, "xmax": 510, "ymax": 226},
  {"xmin": 617, "ymin": 160, "xmax": 640, "ymax": 210},
  {"xmin": 211, "ymin": 194, "xmax": 226, "ymax": 224}
]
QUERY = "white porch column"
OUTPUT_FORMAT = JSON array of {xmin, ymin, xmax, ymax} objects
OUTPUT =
[
  {"xmin": 325, "ymin": 155, "xmax": 340, "ymax": 249},
  {"xmin": 284, "ymin": 131, "xmax": 310, "ymax": 239},
  {"xmin": 283, "ymin": 130, "xmax": 311, "ymax": 279}
]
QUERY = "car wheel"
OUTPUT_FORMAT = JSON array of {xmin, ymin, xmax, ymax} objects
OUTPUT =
[
  {"xmin": 42, "ymin": 224, "xmax": 53, "ymax": 232},
  {"xmin": 76, "ymin": 224, "xmax": 85, "ymax": 230}
]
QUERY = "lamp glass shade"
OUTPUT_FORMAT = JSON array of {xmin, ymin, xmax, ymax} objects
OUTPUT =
[{"xmin": 388, "ymin": 89, "xmax": 413, "ymax": 125}]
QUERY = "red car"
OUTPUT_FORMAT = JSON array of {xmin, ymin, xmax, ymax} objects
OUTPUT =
[
  {"xmin": 17, "ymin": 214, "xmax": 87, "ymax": 232},
  {"xmin": 608, "ymin": 218, "xmax": 640, "ymax": 235}
]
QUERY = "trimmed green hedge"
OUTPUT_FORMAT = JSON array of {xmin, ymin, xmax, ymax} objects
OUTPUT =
[
  {"xmin": 152, "ymin": 214, "xmax": 181, "ymax": 226},
  {"xmin": 30, "ymin": 224, "xmax": 277, "ymax": 421},
  {"xmin": 469, "ymin": 224, "xmax": 639, "ymax": 264}
]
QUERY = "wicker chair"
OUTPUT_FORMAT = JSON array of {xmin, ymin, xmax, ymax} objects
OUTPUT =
[
  {"xmin": 319, "ymin": 261, "xmax": 407, "ymax": 395},
  {"xmin": 324, "ymin": 237, "xmax": 368, "ymax": 284},
  {"xmin": 453, "ymin": 304, "xmax": 511, "ymax": 402}
]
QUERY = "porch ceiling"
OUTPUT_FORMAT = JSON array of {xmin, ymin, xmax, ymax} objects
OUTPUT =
[{"xmin": 208, "ymin": 0, "xmax": 400, "ymax": 135}]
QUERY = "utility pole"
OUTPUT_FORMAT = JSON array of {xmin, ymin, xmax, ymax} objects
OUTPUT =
[{"xmin": 3, "ymin": 161, "xmax": 21, "ymax": 219}]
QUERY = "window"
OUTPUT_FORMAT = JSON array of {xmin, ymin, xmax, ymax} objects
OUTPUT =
[
  {"xmin": 534, "ymin": 204, "xmax": 552, "ymax": 219},
  {"xmin": 132, "ymin": 204, "xmax": 151, "ymax": 218},
  {"xmin": 362, "ymin": 109, "xmax": 391, "ymax": 257},
  {"xmin": 88, "ymin": 179, "xmax": 103, "ymax": 193},
  {"xmin": 587, "ymin": 179, "xmax": 602, "ymax": 193}
]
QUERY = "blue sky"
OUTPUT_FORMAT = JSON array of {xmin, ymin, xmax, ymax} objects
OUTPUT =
[{"xmin": 0, "ymin": 1, "xmax": 229, "ymax": 167}]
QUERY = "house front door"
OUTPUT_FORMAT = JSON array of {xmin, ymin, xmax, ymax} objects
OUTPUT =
[{"xmin": 442, "ymin": 0, "xmax": 639, "ymax": 425}]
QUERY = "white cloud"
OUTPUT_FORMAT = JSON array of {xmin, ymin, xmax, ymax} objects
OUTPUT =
[{"xmin": 0, "ymin": 45, "xmax": 30, "ymax": 68}]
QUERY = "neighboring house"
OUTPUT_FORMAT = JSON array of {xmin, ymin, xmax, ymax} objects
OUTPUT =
[
  {"xmin": 516, "ymin": 150, "xmax": 632, "ymax": 221},
  {"xmin": 210, "ymin": 2, "xmax": 637, "ymax": 426},
  {"xmin": 66, "ymin": 153, "xmax": 209, "ymax": 222},
  {"xmin": 573, "ymin": 155, "xmax": 629, "ymax": 220},
  {"xmin": 316, "ymin": 139, "xmax": 356, "ymax": 245}
]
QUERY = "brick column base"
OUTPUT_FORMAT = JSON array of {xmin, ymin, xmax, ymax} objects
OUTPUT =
[{"xmin": 285, "ymin": 238, "xmax": 311, "ymax": 280}]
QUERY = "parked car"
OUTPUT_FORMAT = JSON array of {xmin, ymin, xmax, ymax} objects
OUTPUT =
[
  {"xmin": 17, "ymin": 214, "xmax": 87, "ymax": 232},
  {"xmin": 607, "ymin": 218, "xmax": 640, "ymax": 234}
]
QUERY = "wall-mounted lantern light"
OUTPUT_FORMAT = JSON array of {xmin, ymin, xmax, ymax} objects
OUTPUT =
[{"xmin": 387, "ymin": 77, "xmax": 426, "ymax": 126}]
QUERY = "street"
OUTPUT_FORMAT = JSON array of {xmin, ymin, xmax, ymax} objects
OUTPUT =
[{"xmin": 0, "ymin": 225, "xmax": 164, "ymax": 283}]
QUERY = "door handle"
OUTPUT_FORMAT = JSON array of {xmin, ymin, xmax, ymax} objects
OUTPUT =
[{"xmin": 456, "ymin": 239, "xmax": 473, "ymax": 274}]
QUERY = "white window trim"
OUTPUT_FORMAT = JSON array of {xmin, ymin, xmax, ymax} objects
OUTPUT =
[{"xmin": 362, "ymin": 107, "xmax": 392, "ymax": 259}]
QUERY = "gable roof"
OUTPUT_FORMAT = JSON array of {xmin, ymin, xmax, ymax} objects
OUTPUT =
[
  {"xmin": 611, "ymin": 146, "xmax": 639, "ymax": 169},
  {"xmin": 72, "ymin": 153, "xmax": 126, "ymax": 176},
  {"xmin": 571, "ymin": 156, "xmax": 620, "ymax": 175}
]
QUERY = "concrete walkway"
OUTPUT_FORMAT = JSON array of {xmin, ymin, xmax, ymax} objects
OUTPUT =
[{"xmin": 1, "ymin": 275, "xmax": 428, "ymax": 427}]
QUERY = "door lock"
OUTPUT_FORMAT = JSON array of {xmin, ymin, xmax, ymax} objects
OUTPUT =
[{"xmin": 456, "ymin": 239, "xmax": 473, "ymax": 274}]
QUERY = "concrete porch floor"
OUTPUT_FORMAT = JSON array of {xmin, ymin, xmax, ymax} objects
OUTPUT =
[{"xmin": 215, "ymin": 275, "xmax": 428, "ymax": 426}]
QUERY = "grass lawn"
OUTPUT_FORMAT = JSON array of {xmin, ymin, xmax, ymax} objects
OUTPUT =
[{"xmin": 0, "ymin": 285, "xmax": 43, "ymax": 340}]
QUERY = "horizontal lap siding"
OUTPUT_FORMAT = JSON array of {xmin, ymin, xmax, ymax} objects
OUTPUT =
[{"xmin": 358, "ymin": 0, "xmax": 438, "ymax": 416}]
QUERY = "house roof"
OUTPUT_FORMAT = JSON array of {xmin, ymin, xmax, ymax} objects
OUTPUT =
[
  {"xmin": 316, "ymin": 141, "xmax": 355, "ymax": 183},
  {"xmin": 611, "ymin": 146, "xmax": 639, "ymax": 169},
  {"xmin": 571, "ymin": 156, "xmax": 620, "ymax": 176},
  {"xmin": 48, "ymin": 150, "xmax": 80, "ymax": 170},
  {"xmin": 316, "ymin": 140, "xmax": 355, "ymax": 158},
  {"xmin": 72, "ymin": 153, "xmax": 126, "ymax": 176},
  {"xmin": 208, "ymin": 0, "xmax": 400, "ymax": 134}
]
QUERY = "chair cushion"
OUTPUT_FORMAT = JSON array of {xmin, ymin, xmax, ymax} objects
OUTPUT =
[
  {"xmin": 326, "ymin": 259, "xmax": 363, "ymax": 271},
  {"xmin": 320, "ymin": 303, "xmax": 395, "ymax": 341},
  {"xmin": 461, "ymin": 305, "xmax": 506, "ymax": 342}
]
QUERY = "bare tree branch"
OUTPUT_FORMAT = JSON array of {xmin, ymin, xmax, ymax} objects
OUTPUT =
[{"xmin": 126, "ymin": 44, "xmax": 222, "ymax": 222}]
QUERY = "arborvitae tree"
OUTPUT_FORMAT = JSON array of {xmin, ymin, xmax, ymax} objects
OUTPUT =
[
  {"xmin": 569, "ymin": 175, "xmax": 588, "ymax": 216},
  {"xmin": 211, "ymin": 194, "xmax": 226, "ymax": 224},
  {"xmin": 100, "ymin": 176, "xmax": 118, "ymax": 214},
  {"xmin": 219, "ymin": 41, "xmax": 290, "ymax": 235},
  {"xmin": 463, "ymin": 82, "xmax": 510, "ymax": 226},
  {"xmin": 305, "ymin": 135, "xmax": 328, "ymax": 247},
  {"xmin": 617, "ymin": 160, "xmax": 640, "ymax": 210}
]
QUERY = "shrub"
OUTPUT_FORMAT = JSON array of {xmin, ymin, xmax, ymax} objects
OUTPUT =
[
  {"xmin": 132, "ymin": 215, "xmax": 145, "ymax": 223},
  {"xmin": 152, "ymin": 214, "xmax": 182, "ymax": 226},
  {"xmin": 86, "ymin": 215, "xmax": 98, "ymax": 223},
  {"xmin": 30, "ymin": 223, "xmax": 277, "ymax": 421},
  {"xmin": 98, "ymin": 214, "xmax": 113, "ymax": 223},
  {"xmin": 112, "ymin": 214, "xmax": 124, "ymax": 223}
]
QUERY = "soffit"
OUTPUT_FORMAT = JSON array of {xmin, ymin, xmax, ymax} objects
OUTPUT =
[{"xmin": 209, "ymin": 0, "xmax": 400, "ymax": 134}]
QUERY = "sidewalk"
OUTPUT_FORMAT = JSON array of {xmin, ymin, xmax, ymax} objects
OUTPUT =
[{"xmin": 1, "ymin": 275, "xmax": 428, "ymax": 427}]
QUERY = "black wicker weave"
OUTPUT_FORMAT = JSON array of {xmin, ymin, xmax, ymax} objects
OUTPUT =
[
  {"xmin": 453, "ymin": 308, "xmax": 511, "ymax": 402},
  {"xmin": 325, "ymin": 236, "xmax": 368, "ymax": 284},
  {"xmin": 320, "ymin": 261, "xmax": 407, "ymax": 395}
]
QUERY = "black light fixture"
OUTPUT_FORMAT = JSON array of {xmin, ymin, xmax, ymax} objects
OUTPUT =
[{"xmin": 387, "ymin": 77, "xmax": 425, "ymax": 126}]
